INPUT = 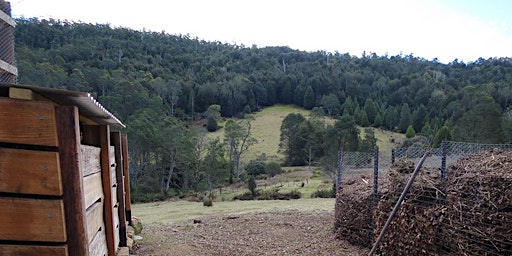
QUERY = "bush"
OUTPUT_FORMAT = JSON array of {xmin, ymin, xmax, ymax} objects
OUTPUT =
[
  {"xmin": 233, "ymin": 191, "xmax": 255, "ymax": 200},
  {"xmin": 206, "ymin": 116, "xmax": 218, "ymax": 132},
  {"xmin": 203, "ymin": 198, "xmax": 213, "ymax": 207},
  {"xmin": 246, "ymin": 160, "xmax": 266, "ymax": 176},
  {"xmin": 311, "ymin": 188, "xmax": 335, "ymax": 198},
  {"xmin": 248, "ymin": 175, "xmax": 257, "ymax": 196},
  {"xmin": 265, "ymin": 161, "xmax": 282, "ymax": 177}
]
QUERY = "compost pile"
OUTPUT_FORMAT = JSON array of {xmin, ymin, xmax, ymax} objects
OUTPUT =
[
  {"xmin": 373, "ymin": 158, "xmax": 446, "ymax": 255},
  {"xmin": 334, "ymin": 175, "xmax": 377, "ymax": 248},
  {"xmin": 442, "ymin": 149, "xmax": 512, "ymax": 255}
]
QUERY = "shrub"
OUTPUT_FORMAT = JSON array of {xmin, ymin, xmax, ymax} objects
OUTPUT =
[
  {"xmin": 203, "ymin": 198, "xmax": 213, "ymax": 207},
  {"xmin": 311, "ymin": 188, "xmax": 335, "ymax": 198},
  {"xmin": 288, "ymin": 189, "xmax": 302, "ymax": 199},
  {"xmin": 246, "ymin": 160, "xmax": 266, "ymax": 176},
  {"xmin": 265, "ymin": 161, "xmax": 282, "ymax": 177},
  {"xmin": 206, "ymin": 116, "xmax": 218, "ymax": 132},
  {"xmin": 248, "ymin": 175, "xmax": 257, "ymax": 196}
]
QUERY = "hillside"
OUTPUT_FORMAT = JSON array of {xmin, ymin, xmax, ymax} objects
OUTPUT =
[
  {"xmin": 12, "ymin": 18, "xmax": 512, "ymax": 197},
  {"xmin": 208, "ymin": 104, "xmax": 405, "ymax": 162}
]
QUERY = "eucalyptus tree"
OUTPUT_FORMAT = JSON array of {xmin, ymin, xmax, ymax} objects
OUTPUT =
[{"xmin": 224, "ymin": 117, "xmax": 257, "ymax": 181}]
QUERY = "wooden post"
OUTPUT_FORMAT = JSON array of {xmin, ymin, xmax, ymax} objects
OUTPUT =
[
  {"xmin": 121, "ymin": 134, "xmax": 132, "ymax": 225},
  {"xmin": 56, "ymin": 106, "xmax": 89, "ymax": 256},
  {"xmin": 99, "ymin": 125, "xmax": 116, "ymax": 255},
  {"xmin": 111, "ymin": 131, "xmax": 127, "ymax": 247}
]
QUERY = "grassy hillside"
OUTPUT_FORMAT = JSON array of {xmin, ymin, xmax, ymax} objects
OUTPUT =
[
  {"xmin": 207, "ymin": 105, "xmax": 405, "ymax": 163},
  {"xmin": 207, "ymin": 105, "xmax": 310, "ymax": 162}
]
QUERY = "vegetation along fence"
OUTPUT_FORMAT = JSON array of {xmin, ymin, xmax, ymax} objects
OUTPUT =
[
  {"xmin": 0, "ymin": 0, "xmax": 17, "ymax": 84},
  {"xmin": 334, "ymin": 141, "xmax": 512, "ymax": 255}
]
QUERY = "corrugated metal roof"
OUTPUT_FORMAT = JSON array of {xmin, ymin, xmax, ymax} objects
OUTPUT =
[{"xmin": 0, "ymin": 84, "xmax": 125, "ymax": 127}]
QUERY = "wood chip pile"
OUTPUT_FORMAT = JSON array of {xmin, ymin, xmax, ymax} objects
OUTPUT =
[
  {"xmin": 334, "ymin": 176, "xmax": 375, "ymax": 248},
  {"xmin": 373, "ymin": 159, "xmax": 446, "ymax": 255},
  {"xmin": 442, "ymin": 149, "xmax": 512, "ymax": 255}
]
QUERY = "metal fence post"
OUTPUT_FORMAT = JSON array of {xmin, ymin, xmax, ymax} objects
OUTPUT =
[
  {"xmin": 373, "ymin": 146, "xmax": 379, "ymax": 206},
  {"xmin": 440, "ymin": 140, "xmax": 447, "ymax": 185},
  {"xmin": 372, "ymin": 146, "xmax": 379, "ymax": 242},
  {"xmin": 391, "ymin": 148, "xmax": 395, "ymax": 164},
  {"xmin": 336, "ymin": 149, "xmax": 343, "ymax": 191}
]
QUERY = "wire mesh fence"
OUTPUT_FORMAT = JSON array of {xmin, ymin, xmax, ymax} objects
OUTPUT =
[
  {"xmin": 0, "ymin": 0, "xmax": 17, "ymax": 84},
  {"xmin": 334, "ymin": 141, "xmax": 512, "ymax": 255}
]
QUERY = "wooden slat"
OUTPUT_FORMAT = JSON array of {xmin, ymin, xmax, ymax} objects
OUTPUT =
[
  {"xmin": 81, "ymin": 145, "xmax": 101, "ymax": 177},
  {"xmin": 85, "ymin": 200, "xmax": 104, "ymax": 244},
  {"xmin": 0, "ymin": 244, "xmax": 68, "ymax": 256},
  {"xmin": 110, "ymin": 146, "xmax": 116, "ymax": 184},
  {"xmin": 0, "ymin": 147, "xmax": 62, "ymax": 195},
  {"xmin": 0, "ymin": 197, "xmax": 66, "ymax": 242},
  {"xmin": 112, "ymin": 132, "xmax": 127, "ymax": 247},
  {"xmin": 0, "ymin": 97, "xmax": 58, "ymax": 147},
  {"xmin": 113, "ymin": 205, "xmax": 120, "ymax": 252},
  {"xmin": 121, "ymin": 134, "xmax": 132, "ymax": 225},
  {"xmin": 83, "ymin": 172, "xmax": 103, "ymax": 209},
  {"xmin": 111, "ymin": 184, "xmax": 118, "ymax": 208},
  {"xmin": 100, "ymin": 125, "xmax": 115, "ymax": 255},
  {"xmin": 56, "ymin": 106, "xmax": 89, "ymax": 256},
  {"xmin": 89, "ymin": 225, "xmax": 107, "ymax": 256}
]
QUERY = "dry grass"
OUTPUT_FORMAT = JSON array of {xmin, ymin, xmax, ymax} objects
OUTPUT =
[{"xmin": 132, "ymin": 198, "xmax": 335, "ymax": 225}]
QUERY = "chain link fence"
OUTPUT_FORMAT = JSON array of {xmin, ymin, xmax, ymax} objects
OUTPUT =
[
  {"xmin": 335, "ymin": 141, "xmax": 512, "ymax": 255},
  {"xmin": 0, "ymin": 0, "xmax": 17, "ymax": 84}
]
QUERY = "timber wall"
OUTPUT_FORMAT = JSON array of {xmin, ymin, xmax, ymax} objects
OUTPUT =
[{"xmin": 0, "ymin": 88, "xmax": 130, "ymax": 255}]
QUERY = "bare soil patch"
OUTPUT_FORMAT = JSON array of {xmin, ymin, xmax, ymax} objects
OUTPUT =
[{"xmin": 132, "ymin": 209, "xmax": 368, "ymax": 255}]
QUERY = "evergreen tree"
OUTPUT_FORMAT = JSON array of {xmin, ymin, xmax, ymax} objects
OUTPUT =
[
  {"xmin": 303, "ymin": 86, "xmax": 315, "ymax": 110},
  {"xmin": 405, "ymin": 125, "xmax": 416, "ymax": 138},
  {"xmin": 433, "ymin": 125, "xmax": 452, "ymax": 147},
  {"xmin": 452, "ymin": 97, "xmax": 505, "ymax": 143},
  {"xmin": 399, "ymin": 103, "xmax": 412, "ymax": 133},
  {"xmin": 363, "ymin": 99, "xmax": 377, "ymax": 124}
]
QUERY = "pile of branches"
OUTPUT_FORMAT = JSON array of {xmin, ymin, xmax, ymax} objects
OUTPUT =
[
  {"xmin": 334, "ymin": 176, "xmax": 375, "ymax": 248},
  {"xmin": 374, "ymin": 158, "xmax": 446, "ymax": 255},
  {"xmin": 442, "ymin": 149, "xmax": 512, "ymax": 255}
]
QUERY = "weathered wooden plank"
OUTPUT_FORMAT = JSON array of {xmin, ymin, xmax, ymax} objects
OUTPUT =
[
  {"xmin": 0, "ymin": 147, "xmax": 62, "ymax": 195},
  {"xmin": 0, "ymin": 97, "xmax": 58, "ymax": 147},
  {"xmin": 83, "ymin": 172, "xmax": 103, "ymax": 209},
  {"xmin": 89, "ymin": 225, "xmax": 107, "ymax": 256},
  {"xmin": 112, "ymin": 131, "xmax": 127, "ymax": 247},
  {"xmin": 121, "ymin": 134, "xmax": 132, "ymax": 225},
  {"xmin": 110, "ymin": 145, "xmax": 117, "ymax": 184},
  {"xmin": 56, "ymin": 106, "xmax": 89, "ymax": 256},
  {"xmin": 81, "ymin": 145, "xmax": 101, "ymax": 177},
  {"xmin": 113, "ymin": 205, "xmax": 120, "ymax": 252},
  {"xmin": 85, "ymin": 200, "xmax": 104, "ymax": 244},
  {"xmin": 0, "ymin": 197, "xmax": 66, "ymax": 242},
  {"xmin": 0, "ymin": 244, "xmax": 68, "ymax": 256},
  {"xmin": 111, "ymin": 183, "xmax": 118, "ymax": 208},
  {"xmin": 100, "ymin": 125, "xmax": 115, "ymax": 255}
]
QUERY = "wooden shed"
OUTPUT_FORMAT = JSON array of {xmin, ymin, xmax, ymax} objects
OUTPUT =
[{"xmin": 0, "ymin": 84, "xmax": 131, "ymax": 256}]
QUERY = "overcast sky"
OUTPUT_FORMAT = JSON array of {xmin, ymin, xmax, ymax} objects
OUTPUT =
[{"xmin": 9, "ymin": 0, "xmax": 512, "ymax": 63}]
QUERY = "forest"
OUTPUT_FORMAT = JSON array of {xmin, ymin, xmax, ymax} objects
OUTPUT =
[{"xmin": 13, "ymin": 18, "xmax": 512, "ymax": 200}]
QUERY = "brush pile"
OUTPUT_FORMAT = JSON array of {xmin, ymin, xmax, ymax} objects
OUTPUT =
[
  {"xmin": 373, "ymin": 158, "xmax": 446, "ymax": 255},
  {"xmin": 441, "ymin": 149, "xmax": 512, "ymax": 255},
  {"xmin": 334, "ymin": 175, "xmax": 375, "ymax": 248},
  {"xmin": 334, "ymin": 150, "xmax": 512, "ymax": 255}
]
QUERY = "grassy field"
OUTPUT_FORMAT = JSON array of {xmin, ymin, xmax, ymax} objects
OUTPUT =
[
  {"xmin": 208, "ymin": 104, "xmax": 405, "ymax": 163},
  {"xmin": 207, "ymin": 105, "xmax": 310, "ymax": 161},
  {"xmin": 132, "ymin": 198, "xmax": 335, "ymax": 225},
  {"xmin": 132, "ymin": 166, "xmax": 335, "ymax": 225}
]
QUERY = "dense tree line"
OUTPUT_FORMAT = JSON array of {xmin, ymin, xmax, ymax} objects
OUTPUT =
[{"xmin": 13, "ymin": 18, "xmax": 512, "ymax": 199}]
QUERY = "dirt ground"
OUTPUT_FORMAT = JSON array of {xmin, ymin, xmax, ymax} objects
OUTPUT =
[{"xmin": 131, "ymin": 209, "xmax": 369, "ymax": 256}]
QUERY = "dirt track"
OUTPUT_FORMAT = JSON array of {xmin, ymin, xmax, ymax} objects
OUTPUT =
[{"xmin": 132, "ymin": 209, "xmax": 368, "ymax": 255}]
